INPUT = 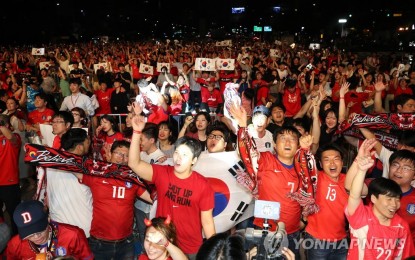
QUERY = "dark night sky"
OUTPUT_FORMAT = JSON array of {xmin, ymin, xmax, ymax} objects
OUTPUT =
[{"xmin": 1, "ymin": 0, "xmax": 414, "ymax": 44}]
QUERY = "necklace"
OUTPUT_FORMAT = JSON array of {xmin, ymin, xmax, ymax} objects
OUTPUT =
[{"xmin": 71, "ymin": 94, "xmax": 80, "ymax": 108}]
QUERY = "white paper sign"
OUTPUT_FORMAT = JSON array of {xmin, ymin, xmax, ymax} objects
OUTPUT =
[
  {"xmin": 195, "ymin": 58, "xmax": 215, "ymax": 71},
  {"xmin": 139, "ymin": 64, "xmax": 154, "ymax": 74},
  {"xmin": 215, "ymin": 40, "xmax": 232, "ymax": 47},
  {"xmin": 32, "ymin": 48, "xmax": 45, "ymax": 55},
  {"xmin": 156, "ymin": 63, "xmax": 171, "ymax": 73},
  {"xmin": 216, "ymin": 59, "xmax": 235, "ymax": 70}
]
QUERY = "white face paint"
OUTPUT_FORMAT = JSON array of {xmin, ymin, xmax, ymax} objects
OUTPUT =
[{"xmin": 252, "ymin": 114, "xmax": 267, "ymax": 127}]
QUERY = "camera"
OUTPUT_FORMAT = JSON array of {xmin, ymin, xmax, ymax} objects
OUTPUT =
[{"xmin": 239, "ymin": 200, "xmax": 288, "ymax": 260}]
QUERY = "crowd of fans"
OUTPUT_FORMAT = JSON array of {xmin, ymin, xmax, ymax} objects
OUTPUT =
[{"xmin": 0, "ymin": 38, "xmax": 414, "ymax": 259}]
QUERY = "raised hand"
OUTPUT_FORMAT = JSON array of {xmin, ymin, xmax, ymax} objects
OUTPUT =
[
  {"xmin": 299, "ymin": 134, "xmax": 313, "ymax": 149},
  {"xmin": 229, "ymin": 102, "xmax": 247, "ymax": 127},
  {"xmin": 374, "ymin": 80, "xmax": 386, "ymax": 92},
  {"xmin": 357, "ymin": 138, "xmax": 377, "ymax": 159},
  {"xmin": 339, "ymin": 82, "xmax": 350, "ymax": 97}
]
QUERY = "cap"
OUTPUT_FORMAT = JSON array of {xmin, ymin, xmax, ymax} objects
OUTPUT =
[
  {"xmin": 13, "ymin": 200, "xmax": 48, "ymax": 239},
  {"xmin": 253, "ymin": 105, "xmax": 270, "ymax": 117}
]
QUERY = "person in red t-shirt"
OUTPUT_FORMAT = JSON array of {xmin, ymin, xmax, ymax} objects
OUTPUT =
[
  {"xmin": 305, "ymin": 143, "xmax": 349, "ymax": 259},
  {"xmin": 94, "ymin": 115, "xmax": 124, "ymax": 161},
  {"xmin": 26, "ymin": 93, "xmax": 55, "ymax": 136},
  {"xmin": 200, "ymin": 83, "xmax": 223, "ymax": 113},
  {"xmin": 129, "ymin": 103, "xmax": 215, "ymax": 258},
  {"xmin": 6, "ymin": 200, "xmax": 93, "ymax": 260},
  {"xmin": 345, "ymin": 139, "xmax": 415, "ymax": 259},
  {"xmin": 138, "ymin": 217, "xmax": 187, "ymax": 260},
  {"xmin": 282, "ymin": 78, "xmax": 302, "ymax": 117},
  {"xmin": 217, "ymin": 69, "xmax": 238, "ymax": 95},
  {"xmin": 51, "ymin": 111, "xmax": 73, "ymax": 149},
  {"xmin": 74, "ymin": 140, "xmax": 152, "ymax": 259},
  {"xmin": 0, "ymin": 114, "xmax": 22, "ymax": 236},
  {"xmin": 193, "ymin": 70, "xmax": 217, "ymax": 109},
  {"xmin": 230, "ymin": 104, "xmax": 306, "ymax": 257}
]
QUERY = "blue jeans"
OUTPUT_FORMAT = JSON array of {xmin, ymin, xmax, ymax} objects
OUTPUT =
[
  {"xmin": 287, "ymin": 231, "xmax": 301, "ymax": 260},
  {"xmin": 88, "ymin": 235, "xmax": 135, "ymax": 260},
  {"xmin": 304, "ymin": 233, "xmax": 348, "ymax": 260}
]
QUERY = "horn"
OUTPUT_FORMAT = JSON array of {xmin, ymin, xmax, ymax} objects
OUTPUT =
[
  {"xmin": 164, "ymin": 214, "xmax": 171, "ymax": 225},
  {"xmin": 144, "ymin": 218, "xmax": 152, "ymax": 227}
]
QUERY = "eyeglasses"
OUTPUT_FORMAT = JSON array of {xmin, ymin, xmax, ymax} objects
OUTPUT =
[
  {"xmin": 390, "ymin": 162, "xmax": 415, "ymax": 173},
  {"xmin": 52, "ymin": 120, "xmax": 65, "ymax": 124},
  {"xmin": 208, "ymin": 134, "xmax": 224, "ymax": 141},
  {"xmin": 113, "ymin": 151, "xmax": 129, "ymax": 158}
]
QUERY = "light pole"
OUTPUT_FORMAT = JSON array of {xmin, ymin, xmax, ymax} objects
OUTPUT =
[{"xmin": 338, "ymin": 19, "xmax": 347, "ymax": 37}]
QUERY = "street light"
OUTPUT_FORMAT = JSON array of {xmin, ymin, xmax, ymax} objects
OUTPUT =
[{"xmin": 338, "ymin": 19, "xmax": 347, "ymax": 37}]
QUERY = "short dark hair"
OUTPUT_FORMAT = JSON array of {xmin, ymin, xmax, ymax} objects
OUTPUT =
[
  {"xmin": 368, "ymin": 177, "xmax": 402, "ymax": 199},
  {"xmin": 60, "ymin": 128, "xmax": 88, "ymax": 151},
  {"xmin": 111, "ymin": 140, "xmax": 130, "ymax": 152},
  {"xmin": 394, "ymin": 94, "xmax": 415, "ymax": 108},
  {"xmin": 53, "ymin": 111, "xmax": 74, "ymax": 128},
  {"xmin": 69, "ymin": 78, "xmax": 82, "ymax": 85},
  {"xmin": 206, "ymin": 121, "xmax": 230, "ymax": 143},
  {"xmin": 142, "ymin": 125, "xmax": 159, "ymax": 142},
  {"xmin": 316, "ymin": 143, "xmax": 345, "ymax": 162},
  {"xmin": 271, "ymin": 103, "xmax": 286, "ymax": 113},
  {"xmin": 34, "ymin": 93, "xmax": 48, "ymax": 102},
  {"xmin": 274, "ymin": 126, "xmax": 301, "ymax": 143},
  {"xmin": 174, "ymin": 136, "xmax": 202, "ymax": 159},
  {"xmin": 196, "ymin": 232, "xmax": 246, "ymax": 260},
  {"xmin": 292, "ymin": 117, "xmax": 311, "ymax": 133},
  {"xmin": 389, "ymin": 149, "xmax": 415, "ymax": 169}
]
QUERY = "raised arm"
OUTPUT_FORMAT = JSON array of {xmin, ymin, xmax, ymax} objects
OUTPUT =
[
  {"xmin": 373, "ymin": 80, "xmax": 386, "ymax": 113},
  {"xmin": 344, "ymin": 138, "xmax": 377, "ymax": 195},
  {"xmin": 178, "ymin": 115, "xmax": 193, "ymax": 138},
  {"xmin": 128, "ymin": 102, "xmax": 154, "ymax": 181},
  {"xmin": 338, "ymin": 82, "xmax": 350, "ymax": 124},
  {"xmin": 346, "ymin": 139, "xmax": 376, "ymax": 216}
]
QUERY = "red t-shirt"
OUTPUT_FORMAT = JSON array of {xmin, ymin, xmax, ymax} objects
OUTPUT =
[
  {"xmin": 6, "ymin": 222, "xmax": 93, "ymax": 260},
  {"xmin": 256, "ymin": 86, "xmax": 269, "ymax": 106},
  {"xmin": 97, "ymin": 132, "xmax": 124, "ymax": 161},
  {"xmin": 95, "ymin": 88, "xmax": 115, "ymax": 115},
  {"xmin": 0, "ymin": 134, "xmax": 21, "ymax": 186},
  {"xmin": 282, "ymin": 87, "xmax": 302, "ymax": 117},
  {"xmin": 201, "ymin": 89, "xmax": 223, "ymax": 107},
  {"xmin": 218, "ymin": 72, "xmax": 237, "ymax": 94},
  {"xmin": 197, "ymin": 77, "xmax": 216, "ymax": 102},
  {"xmin": 27, "ymin": 109, "xmax": 55, "ymax": 125},
  {"xmin": 345, "ymin": 200, "xmax": 415, "ymax": 259},
  {"xmin": 255, "ymin": 152, "xmax": 301, "ymax": 234},
  {"xmin": 397, "ymin": 188, "xmax": 415, "ymax": 247},
  {"xmin": 344, "ymin": 91, "xmax": 369, "ymax": 115},
  {"xmin": 52, "ymin": 135, "xmax": 61, "ymax": 150},
  {"xmin": 151, "ymin": 164, "xmax": 215, "ymax": 254},
  {"xmin": 147, "ymin": 106, "xmax": 169, "ymax": 125},
  {"xmin": 81, "ymin": 175, "xmax": 145, "ymax": 240},
  {"xmin": 251, "ymin": 79, "xmax": 268, "ymax": 89},
  {"xmin": 395, "ymin": 87, "xmax": 413, "ymax": 97},
  {"xmin": 306, "ymin": 172, "xmax": 349, "ymax": 240}
]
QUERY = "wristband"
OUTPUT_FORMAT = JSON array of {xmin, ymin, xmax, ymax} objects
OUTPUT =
[
  {"xmin": 133, "ymin": 130, "xmax": 142, "ymax": 135},
  {"xmin": 163, "ymin": 240, "xmax": 170, "ymax": 248}
]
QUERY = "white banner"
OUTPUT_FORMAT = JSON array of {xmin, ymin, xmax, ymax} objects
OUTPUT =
[
  {"xmin": 195, "ymin": 58, "xmax": 215, "ymax": 71},
  {"xmin": 32, "ymin": 48, "xmax": 45, "ymax": 55},
  {"xmin": 216, "ymin": 59, "xmax": 235, "ymax": 71},
  {"xmin": 156, "ymin": 63, "xmax": 171, "ymax": 73},
  {"xmin": 139, "ymin": 63, "xmax": 154, "ymax": 74},
  {"xmin": 193, "ymin": 151, "xmax": 253, "ymax": 233}
]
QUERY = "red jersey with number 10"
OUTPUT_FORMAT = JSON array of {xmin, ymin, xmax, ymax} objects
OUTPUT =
[{"xmin": 81, "ymin": 175, "xmax": 146, "ymax": 240}]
